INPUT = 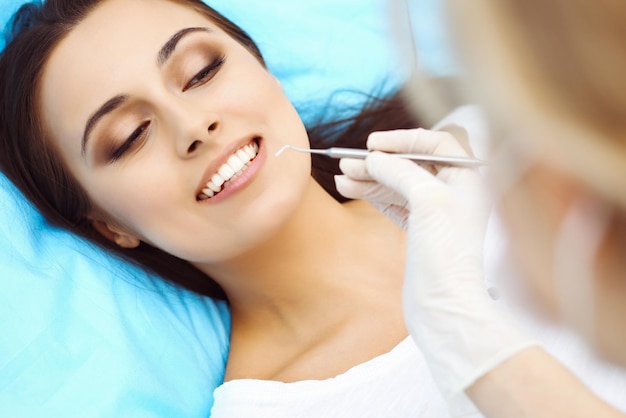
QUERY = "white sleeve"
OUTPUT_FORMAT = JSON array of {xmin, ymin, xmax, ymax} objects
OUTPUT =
[{"xmin": 431, "ymin": 104, "xmax": 491, "ymax": 160}]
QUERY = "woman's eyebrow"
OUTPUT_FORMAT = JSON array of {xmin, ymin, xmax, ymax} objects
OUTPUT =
[
  {"xmin": 82, "ymin": 94, "xmax": 128, "ymax": 157},
  {"xmin": 81, "ymin": 27, "xmax": 212, "ymax": 157},
  {"xmin": 157, "ymin": 27, "xmax": 212, "ymax": 66}
]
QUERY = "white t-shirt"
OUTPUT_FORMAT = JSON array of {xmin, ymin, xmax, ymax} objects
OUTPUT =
[
  {"xmin": 211, "ymin": 327, "xmax": 626, "ymax": 417},
  {"xmin": 210, "ymin": 336, "xmax": 472, "ymax": 418}
]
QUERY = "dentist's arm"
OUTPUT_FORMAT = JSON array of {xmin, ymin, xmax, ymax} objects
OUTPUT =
[
  {"xmin": 468, "ymin": 345, "xmax": 624, "ymax": 417},
  {"xmin": 336, "ymin": 128, "xmax": 624, "ymax": 417}
]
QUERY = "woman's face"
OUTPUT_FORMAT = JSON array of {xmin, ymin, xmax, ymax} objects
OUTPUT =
[{"xmin": 39, "ymin": 0, "xmax": 311, "ymax": 264}]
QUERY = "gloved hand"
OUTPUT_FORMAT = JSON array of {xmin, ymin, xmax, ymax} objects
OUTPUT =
[{"xmin": 335, "ymin": 128, "xmax": 535, "ymax": 415}]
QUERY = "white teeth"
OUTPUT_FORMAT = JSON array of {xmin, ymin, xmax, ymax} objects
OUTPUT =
[
  {"xmin": 218, "ymin": 164, "xmax": 235, "ymax": 179},
  {"xmin": 212, "ymin": 173, "xmax": 225, "ymax": 188},
  {"xmin": 197, "ymin": 140, "xmax": 260, "ymax": 200},
  {"xmin": 236, "ymin": 149, "xmax": 249, "ymax": 161},
  {"xmin": 244, "ymin": 145, "xmax": 256, "ymax": 158},
  {"xmin": 227, "ymin": 154, "xmax": 245, "ymax": 172},
  {"xmin": 207, "ymin": 182, "xmax": 221, "ymax": 193}
]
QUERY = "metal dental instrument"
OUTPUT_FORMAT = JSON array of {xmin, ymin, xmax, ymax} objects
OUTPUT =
[{"xmin": 275, "ymin": 145, "xmax": 486, "ymax": 167}]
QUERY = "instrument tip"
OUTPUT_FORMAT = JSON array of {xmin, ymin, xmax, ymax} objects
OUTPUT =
[{"xmin": 275, "ymin": 145, "xmax": 292, "ymax": 157}]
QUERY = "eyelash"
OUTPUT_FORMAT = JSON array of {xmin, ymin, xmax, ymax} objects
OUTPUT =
[
  {"xmin": 183, "ymin": 55, "xmax": 226, "ymax": 92},
  {"xmin": 110, "ymin": 120, "xmax": 150, "ymax": 162}
]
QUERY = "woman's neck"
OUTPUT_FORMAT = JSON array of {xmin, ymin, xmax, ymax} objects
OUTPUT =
[{"xmin": 200, "ymin": 177, "xmax": 406, "ymax": 334}]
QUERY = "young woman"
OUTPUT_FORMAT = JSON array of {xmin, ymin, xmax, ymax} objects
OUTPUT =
[{"xmin": 0, "ymin": 0, "xmax": 451, "ymax": 416}]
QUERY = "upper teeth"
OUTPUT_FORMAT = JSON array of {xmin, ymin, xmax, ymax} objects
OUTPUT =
[{"xmin": 198, "ymin": 141, "xmax": 259, "ymax": 200}]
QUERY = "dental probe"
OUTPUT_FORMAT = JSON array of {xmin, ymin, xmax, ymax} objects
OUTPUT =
[{"xmin": 275, "ymin": 145, "xmax": 486, "ymax": 167}]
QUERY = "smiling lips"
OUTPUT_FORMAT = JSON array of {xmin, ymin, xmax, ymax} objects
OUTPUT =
[{"xmin": 197, "ymin": 140, "xmax": 260, "ymax": 201}]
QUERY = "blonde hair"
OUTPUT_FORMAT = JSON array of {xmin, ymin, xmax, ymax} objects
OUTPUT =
[
  {"xmin": 494, "ymin": 0, "xmax": 626, "ymax": 141},
  {"xmin": 448, "ymin": 0, "xmax": 626, "ymax": 207}
]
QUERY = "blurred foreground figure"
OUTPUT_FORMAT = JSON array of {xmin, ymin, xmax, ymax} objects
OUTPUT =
[{"xmin": 339, "ymin": 0, "xmax": 626, "ymax": 416}]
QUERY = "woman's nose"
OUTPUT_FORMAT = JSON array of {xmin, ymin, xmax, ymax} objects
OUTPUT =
[{"xmin": 178, "ymin": 114, "xmax": 221, "ymax": 157}]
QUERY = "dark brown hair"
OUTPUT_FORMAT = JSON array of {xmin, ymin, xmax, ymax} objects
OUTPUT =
[{"xmin": 0, "ymin": 0, "xmax": 420, "ymax": 300}]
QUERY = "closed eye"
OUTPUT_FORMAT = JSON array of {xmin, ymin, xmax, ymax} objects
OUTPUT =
[
  {"xmin": 183, "ymin": 55, "xmax": 225, "ymax": 92},
  {"xmin": 110, "ymin": 121, "xmax": 151, "ymax": 162}
]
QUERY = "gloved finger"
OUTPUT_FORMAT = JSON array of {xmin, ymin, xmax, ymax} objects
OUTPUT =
[
  {"xmin": 369, "ymin": 129, "xmax": 480, "ymax": 185},
  {"xmin": 371, "ymin": 203, "xmax": 410, "ymax": 231},
  {"xmin": 334, "ymin": 175, "xmax": 407, "ymax": 207},
  {"xmin": 365, "ymin": 151, "xmax": 442, "ymax": 202},
  {"xmin": 367, "ymin": 128, "xmax": 470, "ymax": 159},
  {"xmin": 338, "ymin": 158, "xmax": 372, "ymax": 181}
]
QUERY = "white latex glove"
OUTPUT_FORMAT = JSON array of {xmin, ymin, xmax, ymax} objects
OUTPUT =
[{"xmin": 335, "ymin": 128, "xmax": 535, "ymax": 415}]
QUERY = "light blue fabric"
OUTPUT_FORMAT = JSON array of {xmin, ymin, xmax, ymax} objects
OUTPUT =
[
  {"xmin": 209, "ymin": 0, "xmax": 399, "ymax": 121},
  {"xmin": 0, "ymin": 175, "xmax": 231, "ymax": 417},
  {"xmin": 0, "ymin": 0, "xmax": 455, "ymax": 416},
  {"xmin": 0, "ymin": 0, "xmax": 21, "ymax": 50},
  {"xmin": 209, "ymin": 0, "xmax": 456, "ymax": 121}
]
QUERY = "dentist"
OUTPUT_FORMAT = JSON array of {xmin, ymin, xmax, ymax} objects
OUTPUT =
[{"xmin": 337, "ymin": 0, "xmax": 626, "ymax": 416}]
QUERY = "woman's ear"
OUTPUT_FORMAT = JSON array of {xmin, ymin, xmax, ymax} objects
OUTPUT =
[{"xmin": 90, "ymin": 218, "xmax": 141, "ymax": 249}]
